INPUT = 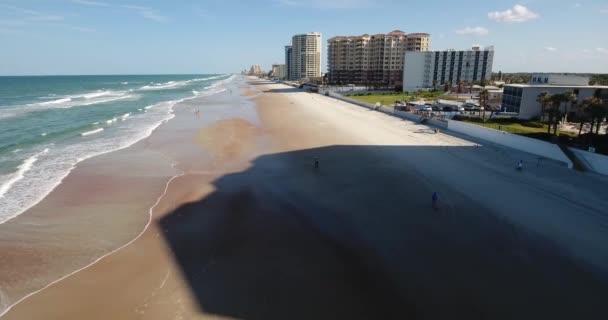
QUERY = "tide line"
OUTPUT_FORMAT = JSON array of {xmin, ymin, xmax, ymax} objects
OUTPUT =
[{"xmin": 0, "ymin": 169, "xmax": 185, "ymax": 318}]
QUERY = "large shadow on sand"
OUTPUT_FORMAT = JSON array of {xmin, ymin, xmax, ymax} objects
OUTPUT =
[{"xmin": 158, "ymin": 145, "xmax": 607, "ymax": 320}]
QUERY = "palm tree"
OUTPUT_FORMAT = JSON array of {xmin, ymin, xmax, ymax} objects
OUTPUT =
[
  {"xmin": 536, "ymin": 92, "xmax": 550, "ymax": 124},
  {"xmin": 479, "ymin": 89, "xmax": 490, "ymax": 121},
  {"xmin": 563, "ymin": 91, "xmax": 577, "ymax": 123},
  {"xmin": 548, "ymin": 93, "xmax": 564, "ymax": 135},
  {"xmin": 457, "ymin": 80, "xmax": 464, "ymax": 94},
  {"xmin": 577, "ymin": 98, "xmax": 591, "ymax": 137},
  {"xmin": 589, "ymin": 99, "xmax": 607, "ymax": 135}
]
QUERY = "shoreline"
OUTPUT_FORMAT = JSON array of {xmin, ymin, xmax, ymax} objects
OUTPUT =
[
  {"xmin": 0, "ymin": 75, "xmax": 235, "ymax": 226},
  {"xmin": 0, "ymin": 77, "xmax": 241, "ymax": 316},
  {"xmin": 2, "ymin": 78, "xmax": 608, "ymax": 319}
]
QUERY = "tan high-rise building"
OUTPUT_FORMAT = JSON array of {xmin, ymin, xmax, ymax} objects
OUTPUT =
[
  {"xmin": 327, "ymin": 30, "xmax": 430, "ymax": 88},
  {"xmin": 290, "ymin": 32, "xmax": 322, "ymax": 81}
]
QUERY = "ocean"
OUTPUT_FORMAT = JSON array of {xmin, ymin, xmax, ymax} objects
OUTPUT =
[{"xmin": 0, "ymin": 74, "xmax": 234, "ymax": 224}]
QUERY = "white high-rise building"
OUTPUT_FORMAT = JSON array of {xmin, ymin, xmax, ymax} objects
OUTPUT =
[
  {"xmin": 403, "ymin": 46, "xmax": 494, "ymax": 91},
  {"xmin": 272, "ymin": 64, "xmax": 286, "ymax": 79},
  {"xmin": 290, "ymin": 32, "xmax": 322, "ymax": 81}
]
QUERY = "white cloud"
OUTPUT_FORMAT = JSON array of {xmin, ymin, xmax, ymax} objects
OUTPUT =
[
  {"xmin": 544, "ymin": 46, "xmax": 557, "ymax": 52},
  {"xmin": 276, "ymin": 0, "xmax": 372, "ymax": 9},
  {"xmin": 597, "ymin": 48, "xmax": 608, "ymax": 54},
  {"xmin": 71, "ymin": 26, "xmax": 96, "ymax": 32},
  {"xmin": 573, "ymin": 3, "xmax": 581, "ymax": 8},
  {"xmin": 122, "ymin": 5, "xmax": 168, "ymax": 22},
  {"xmin": 455, "ymin": 26, "xmax": 489, "ymax": 36},
  {"xmin": 2, "ymin": 5, "xmax": 64, "ymax": 22},
  {"xmin": 488, "ymin": 5, "xmax": 539, "ymax": 23},
  {"xmin": 72, "ymin": 0, "xmax": 108, "ymax": 6}
]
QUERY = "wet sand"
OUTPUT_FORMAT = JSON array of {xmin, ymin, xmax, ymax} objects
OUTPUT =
[{"xmin": 2, "ymin": 77, "xmax": 608, "ymax": 319}]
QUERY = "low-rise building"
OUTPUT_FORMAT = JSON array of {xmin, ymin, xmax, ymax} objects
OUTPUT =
[
  {"xmin": 272, "ymin": 64, "xmax": 286, "ymax": 79},
  {"xmin": 403, "ymin": 46, "xmax": 494, "ymax": 92},
  {"xmin": 529, "ymin": 74, "xmax": 590, "ymax": 86},
  {"xmin": 502, "ymin": 84, "xmax": 608, "ymax": 119}
]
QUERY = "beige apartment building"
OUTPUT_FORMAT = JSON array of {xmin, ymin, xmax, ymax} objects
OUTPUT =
[
  {"xmin": 290, "ymin": 32, "xmax": 322, "ymax": 81},
  {"xmin": 327, "ymin": 30, "xmax": 430, "ymax": 88}
]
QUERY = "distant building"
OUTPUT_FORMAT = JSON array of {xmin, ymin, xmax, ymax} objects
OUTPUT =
[
  {"xmin": 285, "ymin": 45, "xmax": 293, "ymax": 80},
  {"xmin": 503, "ymin": 84, "xmax": 608, "ymax": 119},
  {"xmin": 272, "ymin": 64, "xmax": 286, "ymax": 80},
  {"xmin": 529, "ymin": 74, "xmax": 590, "ymax": 86},
  {"xmin": 403, "ymin": 46, "xmax": 494, "ymax": 92},
  {"xmin": 248, "ymin": 65, "xmax": 264, "ymax": 76},
  {"xmin": 290, "ymin": 32, "xmax": 322, "ymax": 81},
  {"xmin": 327, "ymin": 30, "xmax": 430, "ymax": 88}
]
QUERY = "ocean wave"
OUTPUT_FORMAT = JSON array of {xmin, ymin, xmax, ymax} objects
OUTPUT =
[
  {"xmin": 37, "ymin": 98, "xmax": 72, "ymax": 106},
  {"xmin": 80, "ymin": 128, "xmax": 104, "ymax": 137},
  {"xmin": 0, "ymin": 91, "xmax": 141, "ymax": 119},
  {"xmin": 138, "ymin": 75, "xmax": 227, "ymax": 91},
  {"xmin": 106, "ymin": 118, "xmax": 118, "ymax": 124},
  {"xmin": 0, "ymin": 99, "xmax": 178, "ymax": 225},
  {"xmin": 0, "ymin": 148, "xmax": 49, "ymax": 199}
]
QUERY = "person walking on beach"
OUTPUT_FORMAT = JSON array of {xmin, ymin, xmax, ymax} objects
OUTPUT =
[
  {"xmin": 432, "ymin": 192, "xmax": 439, "ymax": 209},
  {"xmin": 314, "ymin": 157, "xmax": 319, "ymax": 169},
  {"xmin": 517, "ymin": 160, "xmax": 523, "ymax": 171}
]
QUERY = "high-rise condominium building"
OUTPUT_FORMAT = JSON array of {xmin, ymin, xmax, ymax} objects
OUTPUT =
[
  {"xmin": 402, "ymin": 46, "xmax": 494, "ymax": 92},
  {"xmin": 327, "ymin": 30, "xmax": 430, "ymax": 88},
  {"xmin": 290, "ymin": 32, "xmax": 322, "ymax": 81},
  {"xmin": 284, "ymin": 45, "xmax": 293, "ymax": 80}
]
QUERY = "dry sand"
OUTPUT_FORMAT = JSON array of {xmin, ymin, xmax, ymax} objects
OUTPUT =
[{"xmin": 2, "ymin": 77, "xmax": 608, "ymax": 320}]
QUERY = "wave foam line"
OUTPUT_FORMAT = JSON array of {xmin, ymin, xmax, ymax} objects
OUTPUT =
[
  {"xmin": 80, "ymin": 128, "xmax": 104, "ymax": 137},
  {"xmin": 0, "ymin": 169, "xmax": 184, "ymax": 318},
  {"xmin": 36, "ymin": 98, "xmax": 71, "ymax": 106},
  {"xmin": 0, "ymin": 149, "xmax": 49, "ymax": 199}
]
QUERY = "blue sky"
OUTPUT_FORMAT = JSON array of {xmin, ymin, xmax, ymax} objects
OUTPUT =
[{"xmin": 0, "ymin": 0, "xmax": 607, "ymax": 75}]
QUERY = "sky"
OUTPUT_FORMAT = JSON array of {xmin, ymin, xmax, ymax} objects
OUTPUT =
[{"xmin": 0, "ymin": 0, "xmax": 607, "ymax": 75}]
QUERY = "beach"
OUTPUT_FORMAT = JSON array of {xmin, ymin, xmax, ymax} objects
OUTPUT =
[{"xmin": 2, "ymin": 76, "xmax": 608, "ymax": 319}]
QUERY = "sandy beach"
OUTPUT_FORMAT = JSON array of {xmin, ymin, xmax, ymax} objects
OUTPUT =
[{"xmin": 1, "ymin": 76, "xmax": 608, "ymax": 319}]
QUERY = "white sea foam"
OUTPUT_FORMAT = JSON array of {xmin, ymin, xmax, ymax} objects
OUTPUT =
[
  {"xmin": 0, "ymin": 75, "xmax": 235, "ymax": 226},
  {"xmin": 41, "ymin": 133, "xmax": 47, "ymax": 136},
  {"xmin": 0, "ymin": 99, "xmax": 178, "ymax": 225},
  {"xmin": 0, "ymin": 148, "xmax": 49, "ymax": 200},
  {"xmin": 80, "ymin": 128, "xmax": 104, "ymax": 136},
  {"xmin": 75, "ymin": 91, "xmax": 113, "ymax": 100},
  {"xmin": 138, "ymin": 75, "xmax": 226, "ymax": 91},
  {"xmin": 92, "ymin": 122, "xmax": 100, "ymax": 125},
  {"xmin": 37, "ymin": 98, "xmax": 72, "ymax": 106},
  {"xmin": 2, "ymin": 91, "xmax": 140, "ymax": 119}
]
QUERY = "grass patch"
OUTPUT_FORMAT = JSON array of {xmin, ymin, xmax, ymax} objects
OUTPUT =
[
  {"xmin": 461, "ymin": 119, "xmax": 577, "ymax": 137},
  {"xmin": 345, "ymin": 91, "xmax": 445, "ymax": 105}
]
